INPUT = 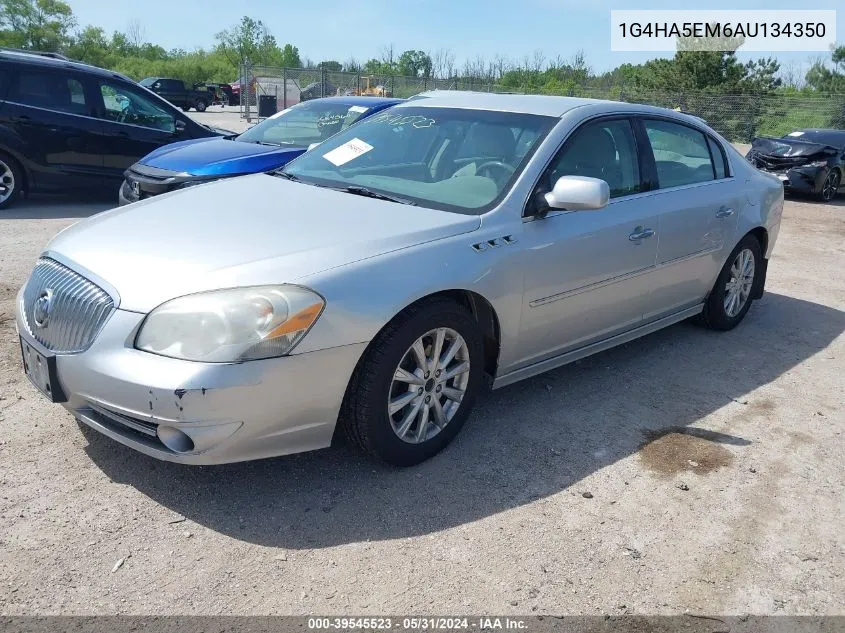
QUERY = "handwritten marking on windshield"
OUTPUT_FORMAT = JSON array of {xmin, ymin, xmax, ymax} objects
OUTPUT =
[{"xmin": 370, "ymin": 112, "xmax": 436, "ymax": 129}]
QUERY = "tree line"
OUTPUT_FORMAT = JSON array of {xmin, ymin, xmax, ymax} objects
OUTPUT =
[{"xmin": 1, "ymin": 0, "xmax": 843, "ymax": 95}]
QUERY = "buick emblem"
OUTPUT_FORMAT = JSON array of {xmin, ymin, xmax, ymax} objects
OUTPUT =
[{"xmin": 33, "ymin": 289, "xmax": 53, "ymax": 328}]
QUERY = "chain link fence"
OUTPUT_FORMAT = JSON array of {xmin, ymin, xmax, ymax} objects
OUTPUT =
[{"xmin": 238, "ymin": 63, "xmax": 845, "ymax": 143}]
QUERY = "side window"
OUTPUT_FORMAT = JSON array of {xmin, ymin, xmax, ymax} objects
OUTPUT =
[
  {"xmin": 162, "ymin": 80, "xmax": 180, "ymax": 91},
  {"xmin": 545, "ymin": 118, "xmax": 641, "ymax": 198},
  {"xmin": 98, "ymin": 81, "xmax": 175, "ymax": 132},
  {"xmin": 707, "ymin": 136, "xmax": 728, "ymax": 179},
  {"xmin": 0, "ymin": 68, "xmax": 9, "ymax": 100},
  {"xmin": 68, "ymin": 78, "xmax": 86, "ymax": 106},
  {"xmin": 9, "ymin": 70, "xmax": 88, "ymax": 115},
  {"xmin": 644, "ymin": 119, "xmax": 715, "ymax": 188}
]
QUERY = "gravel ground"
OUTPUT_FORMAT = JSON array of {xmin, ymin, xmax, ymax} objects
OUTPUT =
[{"xmin": 0, "ymin": 161, "xmax": 843, "ymax": 615}]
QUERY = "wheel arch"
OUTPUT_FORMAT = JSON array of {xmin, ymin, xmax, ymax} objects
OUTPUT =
[
  {"xmin": 363, "ymin": 288, "xmax": 502, "ymax": 383},
  {"xmin": 0, "ymin": 144, "xmax": 30, "ymax": 195},
  {"xmin": 739, "ymin": 226, "xmax": 769, "ymax": 300}
]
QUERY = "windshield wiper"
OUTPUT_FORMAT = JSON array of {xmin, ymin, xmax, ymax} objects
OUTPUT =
[
  {"xmin": 275, "ymin": 171, "xmax": 301, "ymax": 181},
  {"xmin": 337, "ymin": 186, "xmax": 416, "ymax": 206}
]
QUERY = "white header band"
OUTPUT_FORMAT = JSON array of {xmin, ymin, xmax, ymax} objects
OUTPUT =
[{"xmin": 611, "ymin": 10, "xmax": 836, "ymax": 52}]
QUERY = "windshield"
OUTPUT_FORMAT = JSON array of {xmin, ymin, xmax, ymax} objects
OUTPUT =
[
  {"xmin": 237, "ymin": 100, "xmax": 377, "ymax": 147},
  {"xmin": 139, "ymin": 77, "xmax": 156, "ymax": 88},
  {"xmin": 280, "ymin": 107, "xmax": 556, "ymax": 213}
]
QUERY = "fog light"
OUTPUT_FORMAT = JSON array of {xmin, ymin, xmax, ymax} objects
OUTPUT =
[{"xmin": 157, "ymin": 426, "xmax": 195, "ymax": 453}]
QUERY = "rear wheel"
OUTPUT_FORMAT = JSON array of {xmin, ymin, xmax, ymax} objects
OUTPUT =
[
  {"xmin": 194, "ymin": 100, "xmax": 207, "ymax": 113},
  {"xmin": 0, "ymin": 152, "xmax": 23, "ymax": 210},
  {"xmin": 818, "ymin": 170, "xmax": 840, "ymax": 202},
  {"xmin": 698, "ymin": 235, "xmax": 763, "ymax": 330},
  {"xmin": 340, "ymin": 299, "xmax": 485, "ymax": 466}
]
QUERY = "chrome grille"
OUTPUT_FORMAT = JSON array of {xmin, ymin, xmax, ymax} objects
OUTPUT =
[{"xmin": 21, "ymin": 258, "xmax": 114, "ymax": 353}]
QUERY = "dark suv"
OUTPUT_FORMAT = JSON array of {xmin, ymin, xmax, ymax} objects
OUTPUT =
[
  {"xmin": 139, "ymin": 77, "xmax": 214, "ymax": 112},
  {"xmin": 0, "ymin": 49, "xmax": 229, "ymax": 209}
]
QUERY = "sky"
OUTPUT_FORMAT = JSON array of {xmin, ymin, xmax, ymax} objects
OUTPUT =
[{"xmin": 66, "ymin": 0, "xmax": 843, "ymax": 77}]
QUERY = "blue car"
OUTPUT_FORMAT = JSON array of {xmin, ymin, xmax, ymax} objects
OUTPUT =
[{"xmin": 119, "ymin": 96, "xmax": 401, "ymax": 205}]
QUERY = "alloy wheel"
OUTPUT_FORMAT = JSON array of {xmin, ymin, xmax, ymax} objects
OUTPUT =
[
  {"xmin": 822, "ymin": 171, "xmax": 840, "ymax": 202},
  {"xmin": 388, "ymin": 327, "xmax": 471, "ymax": 444},
  {"xmin": 724, "ymin": 248, "xmax": 755, "ymax": 318},
  {"xmin": 0, "ymin": 159, "xmax": 15, "ymax": 205}
]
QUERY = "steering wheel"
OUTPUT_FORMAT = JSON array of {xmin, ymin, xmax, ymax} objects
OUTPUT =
[{"xmin": 475, "ymin": 160, "xmax": 515, "ymax": 186}]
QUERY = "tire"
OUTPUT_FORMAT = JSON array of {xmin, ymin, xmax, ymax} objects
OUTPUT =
[
  {"xmin": 817, "ymin": 169, "xmax": 840, "ymax": 202},
  {"xmin": 698, "ymin": 235, "xmax": 763, "ymax": 331},
  {"xmin": 181, "ymin": 106, "xmax": 190, "ymax": 112},
  {"xmin": 194, "ymin": 100, "xmax": 207, "ymax": 113},
  {"xmin": 0, "ymin": 151, "xmax": 23, "ymax": 210},
  {"xmin": 340, "ymin": 298, "xmax": 485, "ymax": 466}
]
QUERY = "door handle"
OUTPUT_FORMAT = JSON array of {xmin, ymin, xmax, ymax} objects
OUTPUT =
[
  {"xmin": 716, "ymin": 207, "xmax": 735, "ymax": 218},
  {"xmin": 628, "ymin": 227, "xmax": 655, "ymax": 241},
  {"xmin": 13, "ymin": 115, "xmax": 32, "ymax": 124}
]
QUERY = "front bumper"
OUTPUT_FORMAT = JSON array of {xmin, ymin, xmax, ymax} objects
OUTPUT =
[
  {"xmin": 120, "ymin": 164, "xmax": 220, "ymax": 206},
  {"xmin": 16, "ymin": 297, "xmax": 366, "ymax": 464},
  {"xmin": 758, "ymin": 166, "xmax": 827, "ymax": 195}
]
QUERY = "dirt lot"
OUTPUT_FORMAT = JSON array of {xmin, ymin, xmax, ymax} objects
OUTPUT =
[{"xmin": 0, "ymin": 177, "xmax": 843, "ymax": 615}]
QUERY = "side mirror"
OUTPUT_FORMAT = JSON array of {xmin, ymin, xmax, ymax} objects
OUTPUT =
[
  {"xmin": 543, "ymin": 175, "xmax": 609, "ymax": 212},
  {"xmin": 174, "ymin": 119, "xmax": 187, "ymax": 135},
  {"xmin": 307, "ymin": 142, "xmax": 321, "ymax": 151}
]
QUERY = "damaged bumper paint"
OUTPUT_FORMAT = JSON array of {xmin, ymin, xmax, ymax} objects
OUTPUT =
[{"xmin": 16, "ymin": 307, "xmax": 367, "ymax": 464}]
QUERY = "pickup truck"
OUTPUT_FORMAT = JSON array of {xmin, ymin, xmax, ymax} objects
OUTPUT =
[{"xmin": 139, "ymin": 77, "xmax": 213, "ymax": 112}]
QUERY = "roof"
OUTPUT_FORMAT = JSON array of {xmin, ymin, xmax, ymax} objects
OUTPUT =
[
  {"xmin": 0, "ymin": 48, "xmax": 130, "ymax": 82},
  {"xmin": 403, "ymin": 90, "xmax": 700, "ymax": 122},
  {"xmin": 402, "ymin": 91, "xmax": 610, "ymax": 117},
  {"xmin": 308, "ymin": 95, "xmax": 403, "ymax": 107}
]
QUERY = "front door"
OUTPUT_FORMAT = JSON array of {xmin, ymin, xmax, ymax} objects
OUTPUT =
[
  {"xmin": 92, "ymin": 79, "xmax": 181, "ymax": 177},
  {"xmin": 514, "ymin": 117, "xmax": 659, "ymax": 370}
]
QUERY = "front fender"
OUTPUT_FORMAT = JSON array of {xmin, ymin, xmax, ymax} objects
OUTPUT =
[{"xmin": 292, "ymin": 226, "xmax": 525, "ymax": 372}]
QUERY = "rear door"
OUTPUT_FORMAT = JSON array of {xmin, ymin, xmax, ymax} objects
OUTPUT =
[
  {"xmin": 92, "ymin": 78, "xmax": 181, "ymax": 177},
  {"xmin": 1, "ymin": 66, "xmax": 106, "ymax": 190},
  {"xmin": 637, "ymin": 118, "xmax": 741, "ymax": 319}
]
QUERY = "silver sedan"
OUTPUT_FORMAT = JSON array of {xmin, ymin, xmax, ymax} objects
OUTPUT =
[{"xmin": 16, "ymin": 92, "xmax": 783, "ymax": 466}]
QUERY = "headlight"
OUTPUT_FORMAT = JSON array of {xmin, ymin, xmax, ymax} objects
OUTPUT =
[
  {"xmin": 808, "ymin": 160, "xmax": 830, "ymax": 168},
  {"xmin": 135, "ymin": 285, "xmax": 324, "ymax": 362}
]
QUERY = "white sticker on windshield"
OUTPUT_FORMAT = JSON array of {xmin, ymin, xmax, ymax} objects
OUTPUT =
[
  {"xmin": 322, "ymin": 138, "xmax": 374, "ymax": 166},
  {"xmin": 787, "ymin": 131, "xmax": 804, "ymax": 137},
  {"xmin": 348, "ymin": 105, "xmax": 368, "ymax": 113}
]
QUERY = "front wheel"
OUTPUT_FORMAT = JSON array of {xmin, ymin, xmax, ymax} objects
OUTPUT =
[
  {"xmin": 194, "ymin": 100, "xmax": 207, "ymax": 112},
  {"xmin": 340, "ymin": 299, "xmax": 485, "ymax": 466},
  {"xmin": 698, "ymin": 235, "xmax": 763, "ymax": 330},
  {"xmin": 817, "ymin": 170, "xmax": 840, "ymax": 202}
]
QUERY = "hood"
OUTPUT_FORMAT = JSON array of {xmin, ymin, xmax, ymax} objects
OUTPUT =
[
  {"xmin": 139, "ymin": 137, "xmax": 305, "ymax": 176},
  {"xmin": 748, "ymin": 136, "xmax": 837, "ymax": 169},
  {"xmin": 750, "ymin": 136, "xmax": 837, "ymax": 157},
  {"xmin": 46, "ymin": 174, "xmax": 481, "ymax": 313}
]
